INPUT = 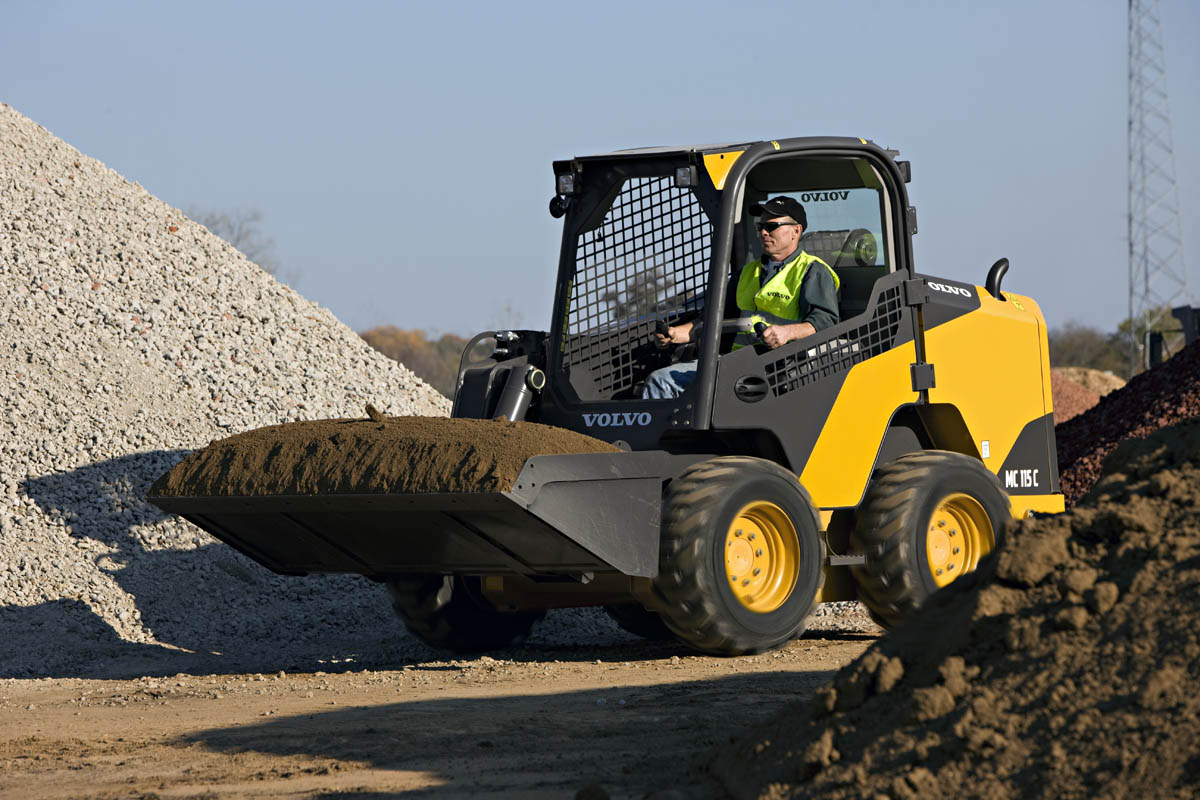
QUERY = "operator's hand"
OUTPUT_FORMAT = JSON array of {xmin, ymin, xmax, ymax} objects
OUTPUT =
[
  {"xmin": 654, "ymin": 323, "xmax": 692, "ymax": 349},
  {"xmin": 761, "ymin": 322, "xmax": 816, "ymax": 349}
]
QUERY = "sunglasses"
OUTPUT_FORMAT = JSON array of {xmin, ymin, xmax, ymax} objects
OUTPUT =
[{"xmin": 756, "ymin": 221, "xmax": 799, "ymax": 233}]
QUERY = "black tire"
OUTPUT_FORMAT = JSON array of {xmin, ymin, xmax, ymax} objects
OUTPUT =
[
  {"xmin": 850, "ymin": 450, "xmax": 1009, "ymax": 629},
  {"xmin": 603, "ymin": 603, "xmax": 675, "ymax": 641},
  {"xmin": 652, "ymin": 456, "xmax": 825, "ymax": 656},
  {"xmin": 387, "ymin": 575, "xmax": 545, "ymax": 653}
]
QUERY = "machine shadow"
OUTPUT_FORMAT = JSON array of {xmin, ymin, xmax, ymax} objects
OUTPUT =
[
  {"xmin": 179, "ymin": 670, "xmax": 837, "ymax": 799},
  {"xmin": 11, "ymin": 450, "xmax": 415, "ymax": 679}
]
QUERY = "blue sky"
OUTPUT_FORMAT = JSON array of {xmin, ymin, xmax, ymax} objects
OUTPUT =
[{"xmin": 3, "ymin": 0, "xmax": 1197, "ymax": 336}]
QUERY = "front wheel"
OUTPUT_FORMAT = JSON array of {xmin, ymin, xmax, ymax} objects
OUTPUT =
[
  {"xmin": 850, "ymin": 451, "xmax": 1009, "ymax": 628},
  {"xmin": 653, "ymin": 456, "xmax": 825, "ymax": 655},
  {"xmin": 387, "ymin": 575, "xmax": 545, "ymax": 653}
]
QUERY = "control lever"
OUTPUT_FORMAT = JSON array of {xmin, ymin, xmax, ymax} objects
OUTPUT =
[{"xmin": 655, "ymin": 319, "xmax": 690, "ymax": 361}]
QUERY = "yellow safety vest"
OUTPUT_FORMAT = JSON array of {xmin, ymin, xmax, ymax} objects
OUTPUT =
[{"xmin": 732, "ymin": 250, "xmax": 839, "ymax": 349}]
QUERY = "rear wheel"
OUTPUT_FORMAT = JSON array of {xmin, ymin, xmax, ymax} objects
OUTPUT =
[
  {"xmin": 653, "ymin": 456, "xmax": 824, "ymax": 655},
  {"xmin": 603, "ymin": 603, "xmax": 674, "ymax": 641},
  {"xmin": 850, "ymin": 451, "xmax": 1009, "ymax": 628},
  {"xmin": 387, "ymin": 575, "xmax": 545, "ymax": 653}
]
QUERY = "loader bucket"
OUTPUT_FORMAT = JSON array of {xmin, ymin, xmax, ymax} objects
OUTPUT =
[{"xmin": 148, "ymin": 416, "xmax": 687, "ymax": 579}]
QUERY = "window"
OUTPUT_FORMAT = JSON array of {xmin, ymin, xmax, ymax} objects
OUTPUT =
[{"xmin": 742, "ymin": 156, "xmax": 897, "ymax": 320}]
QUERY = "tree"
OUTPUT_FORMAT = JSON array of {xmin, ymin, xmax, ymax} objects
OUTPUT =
[
  {"xmin": 1047, "ymin": 307, "xmax": 1189, "ymax": 378},
  {"xmin": 359, "ymin": 327, "xmax": 469, "ymax": 399},
  {"xmin": 188, "ymin": 208, "xmax": 282, "ymax": 276},
  {"xmin": 602, "ymin": 267, "xmax": 676, "ymax": 322},
  {"xmin": 1047, "ymin": 321, "xmax": 1127, "ymax": 375},
  {"xmin": 1114, "ymin": 305, "xmax": 1188, "ymax": 374}
]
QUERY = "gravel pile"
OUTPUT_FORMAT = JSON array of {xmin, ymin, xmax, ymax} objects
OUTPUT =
[
  {"xmin": 1052, "ymin": 366, "xmax": 1125, "ymax": 397},
  {"xmin": 1057, "ymin": 339, "xmax": 1200, "ymax": 505},
  {"xmin": 1049, "ymin": 372, "xmax": 1099, "ymax": 424},
  {"xmin": 0, "ymin": 105, "xmax": 648, "ymax": 678}
]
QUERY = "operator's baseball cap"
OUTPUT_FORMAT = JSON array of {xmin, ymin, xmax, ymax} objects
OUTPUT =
[{"xmin": 750, "ymin": 196, "xmax": 807, "ymax": 228}]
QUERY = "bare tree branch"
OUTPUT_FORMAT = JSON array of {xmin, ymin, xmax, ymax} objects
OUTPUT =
[{"xmin": 188, "ymin": 207, "xmax": 282, "ymax": 276}]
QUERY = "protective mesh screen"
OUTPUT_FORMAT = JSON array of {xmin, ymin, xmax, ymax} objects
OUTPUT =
[
  {"xmin": 763, "ymin": 282, "xmax": 906, "ymax": 396},
  {"xmin": 561, "ymin": 177, "xmax": 712, "ymax": 399}
]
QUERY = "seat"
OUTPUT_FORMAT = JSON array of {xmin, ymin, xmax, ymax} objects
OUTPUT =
[{"xmin": 799, "ymin": 228, "xmax": 887, "ymax": 322}]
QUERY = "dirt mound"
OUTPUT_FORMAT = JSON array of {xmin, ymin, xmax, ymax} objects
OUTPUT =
[
  {"xmin": 1051, "ymin": 366, "xmax": 1125, "ymax": 397},
  {"xmin": 150, "ymin": 414, "xmax": 620, "ymax": 497},
  {"xmin": 1049, "ymin": 373, "xmax": 1098, "ymax": 424},
  {"xmin": 710, "ymin": 419, "xmax": 1200, "ymax": 799},
  {"xmin": 1056, "ymin": 340, "xmax": 1200, "ymax": 505}
]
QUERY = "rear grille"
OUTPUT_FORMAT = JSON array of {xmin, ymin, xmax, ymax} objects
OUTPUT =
[{"xmin": 561, "ymin": 177, "xmax": 712, "ymax": 399}]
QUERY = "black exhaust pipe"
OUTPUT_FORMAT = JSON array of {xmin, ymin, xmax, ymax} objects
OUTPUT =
[{"xmin": 986, "ymin": 258, "xmax": 1009, "ymax": 300}]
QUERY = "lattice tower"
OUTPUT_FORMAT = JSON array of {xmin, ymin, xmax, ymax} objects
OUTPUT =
[{"xmin": 1128, "ymin": 0, "xmax": 1188, "ymax": 373}]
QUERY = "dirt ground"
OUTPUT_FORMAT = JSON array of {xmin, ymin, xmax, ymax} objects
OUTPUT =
[{"xmin": 0, "ymin": 634, "xmax": 875, "ymax": 800}]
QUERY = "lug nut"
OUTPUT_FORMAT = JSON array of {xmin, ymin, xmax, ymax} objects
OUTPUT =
[
  {"xmin": 735, "ymin": 530, "xmax": 743, "ymax": 537},
  {"xmin": 756, "ymin": 549, "xmax": 763, "ymax": 557},
  {"xmin": 742, "ymin": 579, "xmax": 751, "ymax": 586},
  {"xmin": 953, "ymin": 547, "xmax": 960, "ymax": 554},
  {"xmin": 938, "ymin": 520, "xmax": 945, "ymax": 527},
  {"xmin": 748, "ymin": 533, "xmax": 757, "ymax": 541},
  {"xmin": 936, "ymin": 568, "xmax": 943, "ymax": 575},
  {"xmin": 753, "ymin": 568, "xmax": 761, "ymax": 576}
]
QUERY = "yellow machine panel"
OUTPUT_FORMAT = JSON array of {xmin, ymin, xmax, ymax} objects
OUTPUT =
[
  {"xmin": 924, "ymin": 289, "xmax": 1051, "ymax": 477},
  {"xmin": 800, "ymin": 340, "xmax": 919, "ymax": 508}
]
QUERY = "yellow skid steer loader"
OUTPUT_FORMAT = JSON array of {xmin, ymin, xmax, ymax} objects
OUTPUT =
[{"xmin": 150, "ymin": 136, "xmax": 1064, "ymax": 655}]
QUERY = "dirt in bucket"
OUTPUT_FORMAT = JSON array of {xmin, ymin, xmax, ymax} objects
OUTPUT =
[
  {"xmin": 710, "ymin": 419, "xmax": 1200, "ymax": 799},
  {"xmin": 149, "ymin": 412, "xmax": 620, "ymax": 497}
]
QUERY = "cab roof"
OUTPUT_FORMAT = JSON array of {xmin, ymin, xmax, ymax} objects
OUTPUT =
[{"xmin": 557, "ymin": 136, "xmax": 882, "ymax": 167}]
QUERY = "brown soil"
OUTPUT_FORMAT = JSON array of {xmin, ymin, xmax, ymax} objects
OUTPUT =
[
  {"xmin": 1057, "ymin": 339, "xmax": 1200, "ymax": 505},
  {"xmin": 1049, "ymin": 373, "xmax": 1099, "ymax": 424},
  {"xmin": 710, "ymin": 419, "xmax": 1200, "ymax": 799},
  {"xmin": 0, "ymin": 636, "xmax": 876, "ymax": 799},
  {"xmin": 1051, "ymin": 366, "xmax": 1126, "ymax": 397},
  {"xmin": 150, "ymin": 413, "xmax": 620, "ymax": 497}
]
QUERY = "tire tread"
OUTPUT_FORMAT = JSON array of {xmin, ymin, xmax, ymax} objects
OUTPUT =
[
  {"xmin": 850, "ymin": 451, "xmax": 1007, "ymax": 628},
  {"xmin": 653, "ymin": 456, "xmax": 825, "ymax": 655}
]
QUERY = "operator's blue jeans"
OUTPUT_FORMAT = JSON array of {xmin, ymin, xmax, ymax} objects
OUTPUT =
[{"xmin": 642, "ymin": 361, "xmax": 698, "ymax": 399}]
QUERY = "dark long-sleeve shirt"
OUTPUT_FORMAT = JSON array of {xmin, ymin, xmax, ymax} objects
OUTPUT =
[{"xmin": 742, "ymin": 245, "xmax": 840, "ymax": 333}]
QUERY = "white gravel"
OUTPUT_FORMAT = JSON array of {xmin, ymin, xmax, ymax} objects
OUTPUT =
[{"xmin": 0, "ymin": 105, "xmax": 871, "ymax": 679}]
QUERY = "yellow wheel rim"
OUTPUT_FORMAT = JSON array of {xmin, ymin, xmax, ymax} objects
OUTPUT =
[
  {"xmin": 724, "ymin": 501, "xmax": 799, "ymax": 613},
  {"xmin": 926, "ymin": 493, "xmax": 994, "ymax": 588}
]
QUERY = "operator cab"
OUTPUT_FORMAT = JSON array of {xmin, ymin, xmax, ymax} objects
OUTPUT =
[{"xmin": 545, "ymin": 141, "xmax": 906, "ymax": 407}]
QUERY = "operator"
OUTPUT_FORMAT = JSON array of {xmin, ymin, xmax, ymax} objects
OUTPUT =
[{"xmin": 641, "ymin": 196, "xmax": 840, "ymax": 399}]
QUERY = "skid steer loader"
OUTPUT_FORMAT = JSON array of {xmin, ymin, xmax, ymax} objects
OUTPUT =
[{"xmin": 149, "ymin": 136, "xmax": 1065, "ymax": 655}]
